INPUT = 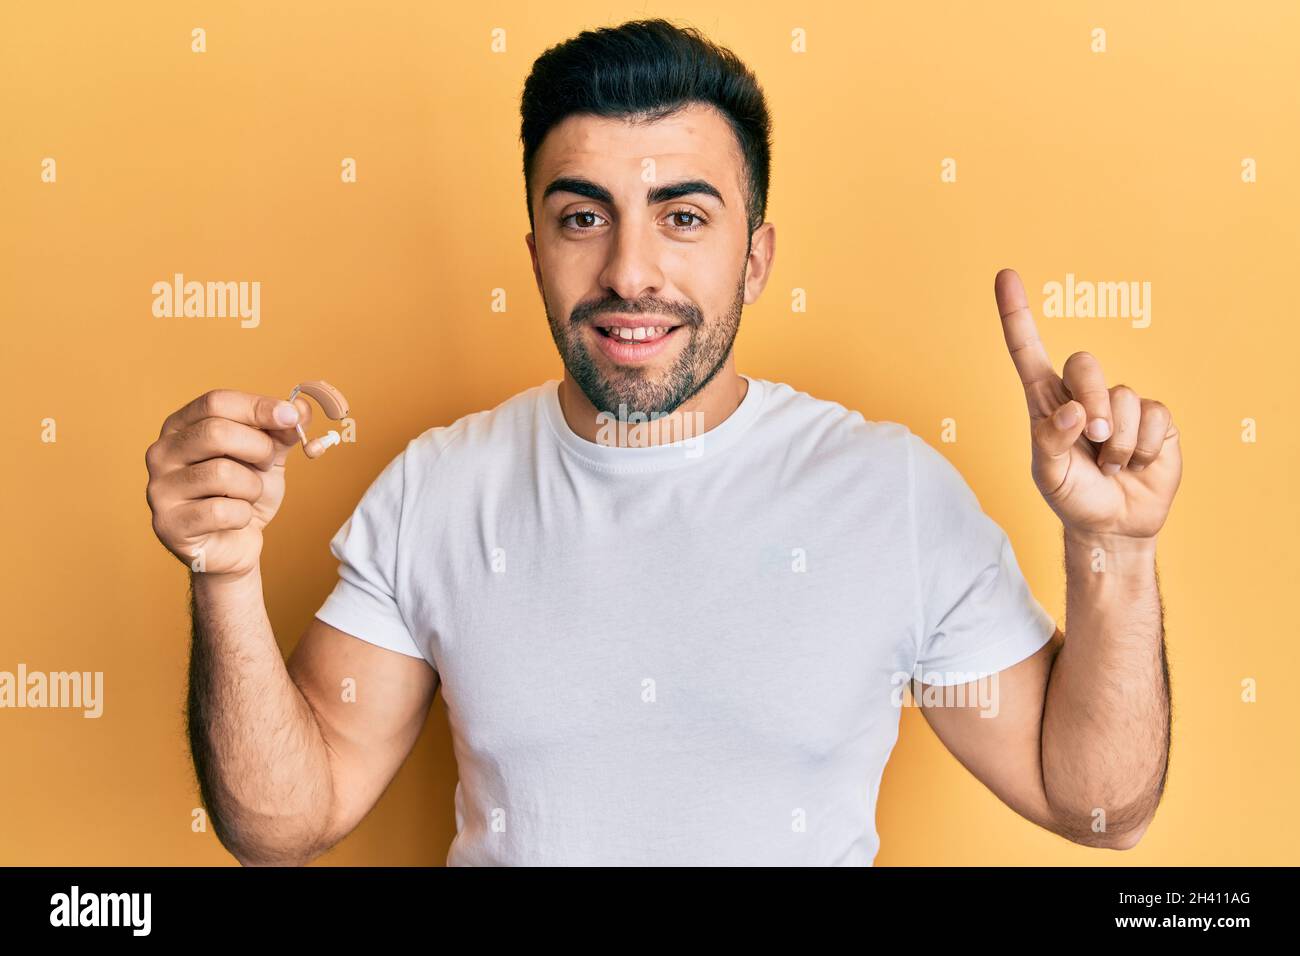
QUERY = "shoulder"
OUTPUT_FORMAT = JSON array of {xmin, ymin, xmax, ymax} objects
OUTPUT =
[
  {"xmin": 403, "ymin": 380, "xmax": 551, "ymax": 464},
  {"xmin": 340, "ymin": 382, "xmax": 549, "ymax": 523},
  {"xmin": 901, "ymin": 426, "xmax": 979, "ymax": 506},
  {"xmin": 752, "ymin": 376, "xmax": 914, "ymax": 464}
]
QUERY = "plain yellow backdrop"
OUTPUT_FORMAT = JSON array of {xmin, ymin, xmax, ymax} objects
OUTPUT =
[{"xmin": 1, "ymin": 0, "xmax": 1296, "ymax": 865}]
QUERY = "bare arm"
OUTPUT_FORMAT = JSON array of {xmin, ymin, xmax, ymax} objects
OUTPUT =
[
  {"xmin": 1042, "ymin": 529, "xmax": 1168, "ymax": 845},
  {"xmin": 919, "ymin": 267, "xmax": 1180, "ymax": 850},
  {"xmin": 187, "ymin": 566, "xmax": 328, "ymax": 865},
  {"xmin": 915, "ymin": 531, "xmax": 1169, "ymax": 850},
  {"xmin": 284, "ymin": 611, "xmax": 439, "ymax": 859},
  {"xmin": 147, "ymin": 387, "xmax": 438, "ymax": 866},
  {"xmin": 187, "ymin": 566, "xmax": 438, "ymax": 865}
]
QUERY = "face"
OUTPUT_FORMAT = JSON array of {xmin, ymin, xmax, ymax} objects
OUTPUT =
[{"xmin": 526, "ymin": 102, "xmax": 768, "ymax": 419}]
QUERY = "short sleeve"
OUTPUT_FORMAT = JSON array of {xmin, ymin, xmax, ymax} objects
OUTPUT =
[
  {"xmin": 907, "ymin": 431, "xmax": 1055, "ymax": 686},
  {"xmin": 314, "ymin": 445, "xmax": 428, "ymax": 663}
]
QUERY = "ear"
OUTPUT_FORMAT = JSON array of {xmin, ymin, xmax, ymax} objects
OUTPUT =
[
  {"xmin": 525, "ymin": 232, "xmax": 544, "ymax": 298},
  {"xmin": 742, "ymin": 222, "xmax": 776, "ymax": 306}
]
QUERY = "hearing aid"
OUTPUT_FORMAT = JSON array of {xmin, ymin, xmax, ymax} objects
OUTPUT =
[{"xmin": 287, "ymin": 380, "xmax": 350, "ymax": 459}]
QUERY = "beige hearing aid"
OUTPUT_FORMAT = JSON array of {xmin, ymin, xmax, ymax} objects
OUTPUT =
[{"xmin": 287, "ymin": 380, "xmax": 350, "ymax": 459}]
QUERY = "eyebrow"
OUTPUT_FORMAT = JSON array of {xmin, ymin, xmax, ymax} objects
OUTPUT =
[{"xmin": 542, "ymin": 177, "xmax": 726, "ymax": 209}]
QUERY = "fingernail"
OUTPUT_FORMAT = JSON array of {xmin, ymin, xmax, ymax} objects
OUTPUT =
[
  {"xmin": 1087, "ymin": 418, "xmax": 1111, "ymax": 441},
  {"xmin": 1056, "ymin": 404, "xmax": 1080, "ymax": 429},
  {"xmin": 1101, "ymin": 462, "xmax": 1121, "ymax": 476},
  {"xmin": 275, "ymin": 401, "xmax": 300, "ymax": 426}
]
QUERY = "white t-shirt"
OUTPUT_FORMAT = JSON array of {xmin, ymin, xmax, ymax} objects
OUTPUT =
[{"xmin": 314, "ymin": 374, "xmax": 1056, "ymax": 865}]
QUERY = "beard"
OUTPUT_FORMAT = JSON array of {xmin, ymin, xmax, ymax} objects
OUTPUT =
[{"xmin": 544, "ymin": 266, "xmax": 748, "ymax": 420}]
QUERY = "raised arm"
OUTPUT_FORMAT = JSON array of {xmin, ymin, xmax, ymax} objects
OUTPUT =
[
  {"xmin": 148, "ymin": 388, "xmax": 438, "ymax": 865},
  {"xmin": 909, "ymin": 269, "xmax": 1180, "ymax": 851}
]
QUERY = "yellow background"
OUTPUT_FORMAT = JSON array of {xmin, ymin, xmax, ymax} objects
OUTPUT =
[{"xmin": 1, "ymin": 0, "xmax": 1295, "ymax": 865}]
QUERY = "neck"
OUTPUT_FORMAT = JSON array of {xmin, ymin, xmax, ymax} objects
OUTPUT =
[{"xmin": 557, "ymin": 363, "xmax": 748, "ymax": 447}]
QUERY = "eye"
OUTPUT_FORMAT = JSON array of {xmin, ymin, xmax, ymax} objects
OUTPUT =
[
  {"xmin": 560, "ymin": 208, "xmax": 608, "ymax": 231},
  {"xmin": 665, "ymin": 207, "xmax": 708, "ymax": 232}
]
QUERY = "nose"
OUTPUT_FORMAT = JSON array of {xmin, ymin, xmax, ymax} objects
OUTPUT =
[{"xmin": 597, "ymin": 216, "xmax": 665, "ymax": 304}]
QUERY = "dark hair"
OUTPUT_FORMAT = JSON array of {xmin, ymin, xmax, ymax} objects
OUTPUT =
[{"xmin": 519, "ymin": 18, "xmax": 772, "ymax": 240}]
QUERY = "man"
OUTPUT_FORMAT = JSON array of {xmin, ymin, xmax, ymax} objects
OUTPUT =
[{"xmin": 145, "ymin": 18, "xmax": 1180, "ymax": 866}]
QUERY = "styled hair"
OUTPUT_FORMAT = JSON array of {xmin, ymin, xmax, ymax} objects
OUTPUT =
[{"xmin": 519, "ymin": 18, "xmax": 772, "ymax": 240}]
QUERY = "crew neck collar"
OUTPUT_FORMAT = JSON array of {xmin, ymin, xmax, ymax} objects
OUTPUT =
[{"xmin": 542, "ymin": 374, "xmax": 766, "ymax": 473}]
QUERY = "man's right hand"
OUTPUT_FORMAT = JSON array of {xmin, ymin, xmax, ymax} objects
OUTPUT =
[{"xmin": 145, "ymin": 389, "xmax": 314, "ymax": 577}]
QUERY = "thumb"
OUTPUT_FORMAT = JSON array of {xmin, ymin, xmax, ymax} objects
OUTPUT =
[
  {"xmin": 1031, "ymin": 400, "xmax": 1086, "ymax": 487},
  {"xmin": 268, "ymin": 395, "xmax": 315, "ymax": 466}
]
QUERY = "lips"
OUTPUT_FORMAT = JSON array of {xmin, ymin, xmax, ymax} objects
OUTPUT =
[{"xmin": 590, "ymin": 322, "xmax": 682, "ymax": 364}]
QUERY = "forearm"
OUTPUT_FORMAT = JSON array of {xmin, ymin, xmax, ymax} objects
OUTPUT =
[
  {"xmin": 187, "ymin": 566, "xmax": 334, "ymax": 865},
  {"xmin": 1041, "ymin": 529, "xmax": 1169, "ymax": 847}
]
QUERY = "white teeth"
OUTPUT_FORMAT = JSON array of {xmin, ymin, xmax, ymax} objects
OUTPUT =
[{"xmin": 601, "ymin": 325, "xmax": 673, "ymax": 341}]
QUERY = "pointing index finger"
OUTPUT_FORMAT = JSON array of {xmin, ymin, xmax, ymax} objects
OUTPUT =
[{"xmin": 995, "ymin": 268, "xmax": 1057, "ymax": 393}]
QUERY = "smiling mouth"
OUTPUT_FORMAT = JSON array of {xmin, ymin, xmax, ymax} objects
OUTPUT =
[{"xmin": 594, "ymin": 324, "xmax": 679, "ymax": 343}]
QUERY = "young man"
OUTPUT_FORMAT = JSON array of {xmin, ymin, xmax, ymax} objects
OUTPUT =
[{"xmin": 146, "ymin": 19, "xmax": 1181, "ymax": 866}]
